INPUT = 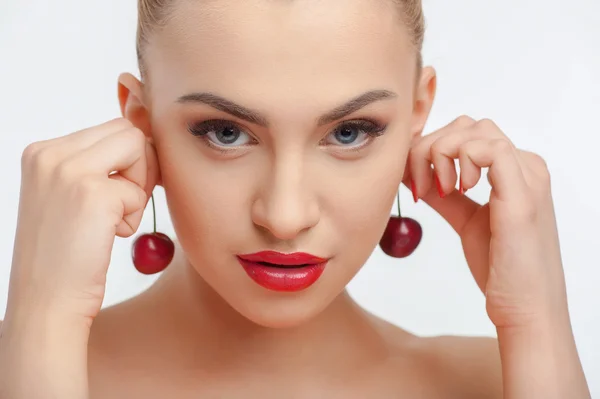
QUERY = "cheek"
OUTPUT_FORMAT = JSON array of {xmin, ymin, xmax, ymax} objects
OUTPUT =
[
  {"xmin": 325, "ymin": 160, "xmax": 405, "ymax": 256},
  {"xmin": 327, "ymin": 139, "xmax": 410, "ymax": 240},
  {"xmin": 156, "ymin": 139, "xmax": 257, "ymax": 258}
]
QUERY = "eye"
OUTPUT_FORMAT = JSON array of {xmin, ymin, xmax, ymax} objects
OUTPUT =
[
  {"xmin": 187, "ymin": 119, "xmax": 254, "ymax": 148},
  {"xmin": 323, "ymin": 119, "xmax": 387, "ymax": 148}
]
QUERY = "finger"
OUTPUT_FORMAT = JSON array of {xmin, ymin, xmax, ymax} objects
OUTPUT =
[
  {"xmin": 35, "ymin": 118, "xmax": 134, "ymax": 156},
  {"xmin": 460, "ymin": 203, "xmax": 491, "ymax": 293},
  {"xmin": 429, "ymin": 119, "xmax": 513, "ymax": 196},
  {"xmin": 401, "ymin": 171, "xmax": 482, "ymax": 234},
  {"xmin": 420, "ymin": 185, "xmax": 483, "ymax": 235},
  {"xmin": 56, "ymin": 118, "xmax": 133, "ymax": 149},
  {"xmin": 144, "ymin": 140, "xmax": 161, "ymax": 196},
  {"xmin": 410, "ymin": 115, "xmax": 477, "ymax": 198},
  {"xmin": 517, "ymin": 150, "xmax": 551, "ymax": 186},
  {"xmin": 458, "ymin": 151, "xmax": 480, "ymax": 193},
  {"xmin": 106, "ymin": 176, "xmax": 148, "ymax": 238},
  {"xmin": 67, "ymin": 127, "xmax": 148, "ymax": 190},
  {"xmin": 118, "ymin": 133, "xmax": 148, "ymax": 193},
  {"xmin": 431, "ymin": 126, "xmax": 503, "ymax": 195},
  {"xmin": 460, "ymin": 139, "xmax": 529, "ymax": 202},
  {"xmin": 110, "ymin": 142, "xmax": 160, "ymax": 237}
]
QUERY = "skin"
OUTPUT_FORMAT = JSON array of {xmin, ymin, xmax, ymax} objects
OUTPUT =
[{"xmin": 0, "ymin": 0, "xmax": 591, "ymax": 398}]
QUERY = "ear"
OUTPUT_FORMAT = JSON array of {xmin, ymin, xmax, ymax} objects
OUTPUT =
[
  {"xmin": 117, "ymin": 73, "xmax": 153, "ymax": 142},
  {"xmin": 409, "ymin": 66, "xmax": 437, "ymax": 145},
  {"xmin": 117, "ymin": 73, "xmax": 163, "ymax": 186}
]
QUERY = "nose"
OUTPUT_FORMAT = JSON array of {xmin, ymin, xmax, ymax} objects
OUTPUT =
[{"xmin": 251, "ymin": 156, "xmax": 320, "ymax": 241}]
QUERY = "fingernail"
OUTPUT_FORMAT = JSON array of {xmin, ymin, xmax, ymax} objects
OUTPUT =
[
  {"xmin": 435, "ymin": 173, "xmax": 445, "ymax": 198},
  {"xmin": 410, "ymin": 179, "xmax": 419, "ymax": 203},
  {"xmin": 459, "ymin": 178, "xmax": 464, "ymax": 194}
]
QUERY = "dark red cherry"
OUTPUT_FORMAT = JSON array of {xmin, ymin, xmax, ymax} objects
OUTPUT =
[
  {"xmin": 379, "ymin": 216, "xmax": 422, "ymax": 258},
  {"xmin": 132, "ymin": 232, "xmax": 175, "ymax": 275}
]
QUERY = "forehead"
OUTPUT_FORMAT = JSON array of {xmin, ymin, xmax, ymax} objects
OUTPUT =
[{"xmin": 145, "ymin": 0, "xmax": 415, "ymax": 108}]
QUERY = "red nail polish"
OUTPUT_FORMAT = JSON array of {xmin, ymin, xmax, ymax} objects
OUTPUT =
[
  {"xmin": 410, "ymin": 179, "xmax": 419, "ymax": 203},
  {"xmin": 459, "ymin": 178, "xmax": 468, "ymax": 194},
  {"xmin": 435, "ymin": 173, "xmax": 445, "ymax": 198}
]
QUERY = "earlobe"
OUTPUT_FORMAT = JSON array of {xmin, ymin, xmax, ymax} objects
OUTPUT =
[
  {"xmin": 117, "ymin": 72, "xmax": 152, "ymax": 141},
  {"xmin": 410, "ymin": 66, "xmax": 437, "ymax": 142}
]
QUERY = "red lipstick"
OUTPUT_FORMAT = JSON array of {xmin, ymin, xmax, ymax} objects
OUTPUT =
[{"xmin": 237, "ymin": 251, "xmax": 328, "ymax": 292}]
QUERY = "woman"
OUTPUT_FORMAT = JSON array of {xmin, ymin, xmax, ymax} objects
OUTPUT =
[{"xmin": 0, "ymin": 0, "xmax": 591, "ymax": 397}]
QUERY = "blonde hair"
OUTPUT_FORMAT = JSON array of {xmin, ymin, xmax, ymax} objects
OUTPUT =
[{"xmin": 136, "ymin": 0, "xmax": 425, "ymax": 78}]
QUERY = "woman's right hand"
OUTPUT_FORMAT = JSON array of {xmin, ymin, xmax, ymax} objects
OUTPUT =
[
  {"xmin": 0, "ymin": 118, "xmax": 159, "ymax": 398},
  {"xmin": 6, "ymin": 117, "xmax": 159, "ymax": 326}
]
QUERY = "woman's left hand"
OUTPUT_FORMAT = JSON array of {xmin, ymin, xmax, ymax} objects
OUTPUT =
[
  {"xmin": 406, "ymin": 115, "xmax": 590, "ymax": 398},
  {"xmin": 408, "ymin": 115, "xmax": 563, "ymax": 327}
]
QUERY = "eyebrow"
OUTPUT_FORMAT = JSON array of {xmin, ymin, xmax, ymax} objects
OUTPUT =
[{"xmin": 176, "ymin": 89, "xmax": 397, "ymax": 127}]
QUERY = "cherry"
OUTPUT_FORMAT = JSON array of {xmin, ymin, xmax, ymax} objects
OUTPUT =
[
  {"xmin": 131, "ymin": 193, "xmax": 175, "ymax": 275},
  {"xmin": 378, "ymin": 191, "xmax": 422, "ymax": 258}
]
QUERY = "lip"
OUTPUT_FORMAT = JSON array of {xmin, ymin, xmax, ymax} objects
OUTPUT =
[
  {"xmin": 237, "ymin": 251, "xmax": 329, "ymax": 292},
  {"xmin": 238, "ymin": 251, "xmax": 328, "ymax": 266}
]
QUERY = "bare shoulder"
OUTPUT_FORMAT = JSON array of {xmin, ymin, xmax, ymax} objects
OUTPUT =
[{"xmin": 369, "ymin": 315, "xmax": 502, "ymax": 399}]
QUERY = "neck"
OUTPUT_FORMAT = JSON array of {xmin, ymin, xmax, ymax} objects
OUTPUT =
[{"xmin": 144, "ymin": 250, "xmax": 389, "ymax": 373}]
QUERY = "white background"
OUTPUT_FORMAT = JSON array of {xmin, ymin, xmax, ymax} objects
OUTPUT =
[{"xmin": 1, "ymin": 0, "xmax": 599, "ymax": 394}]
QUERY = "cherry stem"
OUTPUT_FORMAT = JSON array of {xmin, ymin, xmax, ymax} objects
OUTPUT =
[
  {"xmin": 151, "ymin": 193, "xmax": 157, "ymax": 234},
  {"xmin": 396, "ymin": 191, "xmax": 402, "ymax": 217}
]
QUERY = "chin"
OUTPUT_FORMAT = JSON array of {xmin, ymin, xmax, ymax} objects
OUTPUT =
[
  {"xmin": 203, "ymin": 271, "xmax": 341, "ymax": 329},
  {"xmin": 191, "ymin": 256, "xmax": 354, "ymax": 329},
  {"xmin": 229, "ymin": 293, "xmax": 334, "ymax": 329}
]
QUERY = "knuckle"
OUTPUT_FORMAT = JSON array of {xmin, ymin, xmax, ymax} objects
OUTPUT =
[
  {"xmin": 430, "ymin": 139, "xmax": 444, "ymax": 155},
  {"xmin": 520, "ymin": 152, "xmax": 551, "ymax": 194},
  {"xmin": 430, "ymin": 139, "xmax": 451, "ymax": 160},
  {"xmin": 410, "ymin": 141, "xmax": 429, "ymax": 160},
  {"xmin": 532, "ymin": 165, "xmax": 552, "ymax": 193},
  {"xmin": 492, "ymin": 139, "xmax": 513, "ymax": 154},
  {"xmin": 477, "ymin": 118, "xmax": 499, "ymax": 132},
  {"xmin": 536, "ymin": 167, "xmax": 552, "ymax": 190},
  {"xmin": 107, "ymin": 117, "xmax": 134, "ymax": 131},
  {"xmin": 21, "ymin": 142, "xmax": 42, "ymax": 163},
  {"xmin": 529, "ymin": 153, "xmax": 550, "ymax": 176},
  {"xmin": 453, "ymin": 115, "xmax": 476, "ymax": 127},
  {"xmin": 22, "ymin": 144, "xmax": 56, "ymax": 174},
  {"xmin": 136, "ymin": 187, "xmax": 148, "ymax": 208},
  {"xmin": 122, "ymin": 127, "xmax": 147, "ymax": 148},
  {"xmin": 125, "ymin": 181, "xmax": 147, "ymax": 206},
  {"xmin": 458, "ymin": 144, "xmax": 469, "ymax": 158}
]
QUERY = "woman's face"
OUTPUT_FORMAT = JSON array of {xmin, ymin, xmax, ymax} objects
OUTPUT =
[{"xmin": 125, "ymin": 0, "xmax": 435, "ymax": 328}]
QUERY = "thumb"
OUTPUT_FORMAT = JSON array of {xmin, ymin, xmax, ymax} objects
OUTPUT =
[
  {"xmin": 145, "ymin": 140, "xmax": 161, "ymax": 193},
  {"xmin": 402, "ymin": 175, "xmax": 491, "ymax": 292}
]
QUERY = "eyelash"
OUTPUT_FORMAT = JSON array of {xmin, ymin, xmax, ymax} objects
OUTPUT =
[
  {"xmin": 325, "ymin": 119, "xmax": 387, "ymax": 151},
  {"xmin": 186, "ymin": 118, "xmax": 388, "ymax": 153}
]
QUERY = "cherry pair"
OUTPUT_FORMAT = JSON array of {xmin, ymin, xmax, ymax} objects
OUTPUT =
[{"xmin": 132, "ymin": 190, "xmax": 422, "ymax": 275}]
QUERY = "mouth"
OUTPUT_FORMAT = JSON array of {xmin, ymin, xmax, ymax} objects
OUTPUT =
[{"xmin": 236, "ymin": 251, "xmax": 329, "ymax": 292}]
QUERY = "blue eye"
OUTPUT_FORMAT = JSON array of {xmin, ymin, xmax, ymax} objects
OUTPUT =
[
  {"xmin": 325, "ymin": 120, "xmax": 387, "ymax": 147},
  {"xmin": 187, "ymin": 118, "xmax": 387, "ymax": 152},
  {"xmin": 188, "ymin": 120, "xmax": 253, "ymax": 147},
  {"xmin": 333, "ymin": 126, "xmax": 361, "ymax": 144}
]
